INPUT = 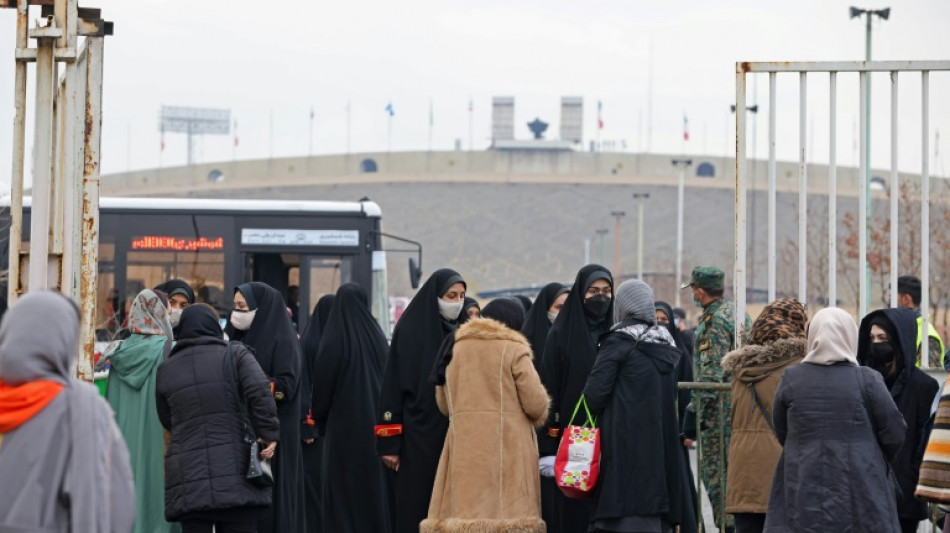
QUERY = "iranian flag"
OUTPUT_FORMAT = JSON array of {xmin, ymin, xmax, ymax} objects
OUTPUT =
[
  {"xmin": 683, "ymin": 114, "xmax": 689, "ymax": 141},
  {"xmin": 598, "ymin": 100, "xmax": 604, "ymax": 129}
]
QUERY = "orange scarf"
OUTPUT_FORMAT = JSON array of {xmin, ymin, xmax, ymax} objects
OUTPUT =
[{"xmin": 0, "ymin": 379, "xmax": 65, "ymax": 433}]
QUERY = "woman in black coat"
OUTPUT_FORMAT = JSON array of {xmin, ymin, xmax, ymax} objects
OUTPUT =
[
  {"xmin": 857, "ymin": 308, "xmax": 940, "ymax": 533},
  {"xmin": 583, "ymin": 280, "xmax": 693, "ymax": 533},
  {"xmin": 376, "ymin": 268, "xmax": 466, "ymax": 533},
  {"xmin": 156, "ymin": 304, "xmax": 279, "ymax": 532},
  {"xmin": 298, "ymin": 294, "xmax": 335, "ymax": 533},
  {"xmin": 229, "ymin": 282, "xmax": 305, "ymax": 533},
  {"xmin": 765, "ymin": 307, "xmax": 907, "ymax": 532},
  {"xmin": 312, "ymin": 284, "xmax": 391, "ymax": 532}
]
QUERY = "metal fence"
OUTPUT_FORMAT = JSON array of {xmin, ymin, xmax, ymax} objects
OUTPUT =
[{"xmin": 733, "ymin": 61, "xmax": 950, "ymax": 366}]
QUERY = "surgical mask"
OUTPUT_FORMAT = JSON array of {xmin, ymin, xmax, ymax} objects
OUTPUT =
[
  {"xmin": 693, "ymin": 298, "xmax": 703, "ymax": 309},
  {"xmin": 169, "ymin": 308, "xmax": 182, "ymax": 327},
  {"xmin": 230, "ymin": 309, "xmax": 256, "ymax": 331},
  {"xmin": 438, "ymin": 299, "xmax": 463, "ymax": 322},
  {"xmin": 547, "ymin": 310, "xmax": 559, "ymax": 324},
  {"xmin": 584, "ymin": 294, "xmax": 611, "ymax": 318}
]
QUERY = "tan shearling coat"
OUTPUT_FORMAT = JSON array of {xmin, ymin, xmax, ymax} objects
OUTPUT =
[
  {"xmin": 721, "ymin": 337, "xmax": 804, "ymax": 514},
  {"xmin": 421, "ymin": 317, "xmax": 550, "ymax": 533}
]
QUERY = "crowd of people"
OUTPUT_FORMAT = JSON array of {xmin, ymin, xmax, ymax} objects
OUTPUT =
[{"xmin": 0, "ymin": 266, "xmax": 949, "ymax": 533}]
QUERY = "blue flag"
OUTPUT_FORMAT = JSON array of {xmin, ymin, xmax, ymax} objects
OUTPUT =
[{"xmin": 385, "ymin": 102, "xmax": 395, "ymax": 116}]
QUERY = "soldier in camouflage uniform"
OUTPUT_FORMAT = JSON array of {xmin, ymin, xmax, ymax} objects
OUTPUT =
[{"xmin": 682, "ymin": 266, "xmax": 750, "ymax": 532}]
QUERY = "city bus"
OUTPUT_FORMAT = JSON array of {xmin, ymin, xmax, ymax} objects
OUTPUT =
[{"xmin": 0, "ymin": 197, "xmax": 391, "ymax": 340}]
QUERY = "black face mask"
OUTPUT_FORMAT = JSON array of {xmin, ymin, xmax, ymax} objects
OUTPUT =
[
  {"xmin": 869, "ymin": 342, "xmax": 895, "ymax": 371},
  {"xmin": 584, "ymin": 294, "xmax": 611, "ymax": 318}
]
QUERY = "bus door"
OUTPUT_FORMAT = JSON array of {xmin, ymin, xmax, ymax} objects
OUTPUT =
[{"xmin": 241, "ymin": 252, "xmax": 352, "ymax": 333}]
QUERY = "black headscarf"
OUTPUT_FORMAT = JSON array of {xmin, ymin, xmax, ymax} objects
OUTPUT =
[
  {"xmin": 153, "ymin": 279, "xmax": 195, "ymax": 304},
  {"xmin": 301, "ymin": 295, "xmax": 335, "ymax": 363},
  {"xmin": 170, "ymin": 305, "xmax": 225, "ymax": 356},
  {"xmin": 315, "ymin": 284, "xmax": 388, "ymax": 381},
  {"xmin": 521, "ymin": 282, "xmax": 568, "ymax": 372},
  {"xmin": 458, "ymin": 297, "xmax": 481, "ymax": 325},
  {"xmin": 655, "ymin": 301, "xmax": 687, "ymax": 350},
  {"xmin": 481, "ymin": 298, "xmax": 525, "ymax": 331},
  {"xmin": 513, "ymin": 295, "xmax": 533, "ymax": 315},
  {"xmin": 551, "ymin": 265, "xmax": 614, "ymax": 350}
]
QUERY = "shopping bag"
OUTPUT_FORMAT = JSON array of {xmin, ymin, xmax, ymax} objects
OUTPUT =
[{"xmin": 554, "ymin": 395, "xmax": 601, "ymax": 499}]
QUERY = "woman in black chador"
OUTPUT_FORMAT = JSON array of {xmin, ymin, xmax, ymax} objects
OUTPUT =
[
  {"xmin": 229, "ymin": 282, "xmax": 305, "ymax": 533},
  {"xmin": 376, "ymin": 268, "xmax": 467, "ymax": 533},
  {"xmin": 311, "ymin": 284, "xmax": 391, "ymax": 532},
  {"xmin": 299, "ymin": 294, "xmax": 335, "ymax": 533},
  {"xmin": 539, "ymin": 265, "xmax": 614, "ymax": 533}
]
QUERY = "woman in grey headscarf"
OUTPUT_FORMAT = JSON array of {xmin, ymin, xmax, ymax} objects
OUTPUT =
[
  {"xmin": 106, "ymin": 289, "xmax": 177, "ymax": 533},
  {"xmin": 0, "ymin": 291, "xmax": 136, "ymax": 532},
  {"xmin": 764, "ymin": 307, "xmax": 906, "ymax": 532},
  {"xmin": 583, "ymin": 280, "xmax": 695, "ymax": 533}
]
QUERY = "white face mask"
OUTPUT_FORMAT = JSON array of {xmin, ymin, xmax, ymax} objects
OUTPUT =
[
  {"xmin": 230, "ymin": 309, "xmax": 256, "ymax": 331},
  {"xmin": 438, "ymin": 298, "xmax": 463, "ymax": 322},
  {"xmin": 169, "ymin": 308, "xmax": 182, "ymax": 327},
  {"xmin": 547, "ymin": 310, "xmax": 558, "ymax": 325}
]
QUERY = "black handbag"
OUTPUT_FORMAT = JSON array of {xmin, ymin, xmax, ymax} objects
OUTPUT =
[
  {"xmin": 227, "ymin": 343, "xmax": 274, "ymax": 488},
  {"xmin": 854, "ymin": 366, "xmax": 902, "ymax": 502}
]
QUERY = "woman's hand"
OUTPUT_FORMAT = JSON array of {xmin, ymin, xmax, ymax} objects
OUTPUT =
[
  {"xmin": 382, "ymin": 454, "xmax": 400, "ymax": 472},
  {"xmin": 260, "ymin": 440, "xmax": 277, "ymax": 460}
]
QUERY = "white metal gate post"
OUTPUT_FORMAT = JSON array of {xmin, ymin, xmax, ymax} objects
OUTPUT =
[
  {"xmin": 5, "ymin": 1, "xmax": 112, "ymax": 380},
  {"xmin": 735, "ymin": 61, "xmax": 950, "ymax": 349}
]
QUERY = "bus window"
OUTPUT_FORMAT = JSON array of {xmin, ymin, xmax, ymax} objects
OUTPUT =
[
  {"xmin": 305, "ymin": 256, "xmax": 352, "ymax": 318},
  {"xmin": 126, "ymin": 249, "xmax": 226, "ymax": 314}
]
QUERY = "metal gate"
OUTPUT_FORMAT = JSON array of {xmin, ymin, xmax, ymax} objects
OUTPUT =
[
  {"xmin": 3, "ymin": 0, "xmax": 113, "ymax": 379},
  {"xmin": 734, "ymin": 61, "xmax": 950, "ymax": 365}
]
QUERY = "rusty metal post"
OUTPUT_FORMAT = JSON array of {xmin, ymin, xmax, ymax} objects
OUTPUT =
[
  {"xmin": 735, "ymin": 64, "xmax": 748, "ymax": 347},
  {"xmin": 77, "ymin": 35, "xmax": 104, "ymax": 382},
  {"xmin": 8, "ymin": 0, "xmax": 29, "ymax": 303}
]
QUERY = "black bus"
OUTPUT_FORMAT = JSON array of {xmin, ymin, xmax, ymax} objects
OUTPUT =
[{"xmin": 1, "ymin": 197, "xmax": 389, "ymax": 339}]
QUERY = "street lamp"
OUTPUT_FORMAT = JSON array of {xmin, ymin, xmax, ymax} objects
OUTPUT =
[
  {"xmin": 632, "ymin": 193, "xmax": 650, "ymax": 280},
  {"xmin": 671, "ymin": 158, "xmax": 692, "ymax": 307},
  {"xmin": 595, "ymin": 228, "xmax": 609, "ymax": 266},
  {"xmin": 732, "ymin": 104, "xmax": 760, "ymax": 290},
  {"xmin": 851, "ymin": 6, "xmax": 889, "ymax": 306},
  {"xmin": 610, "ymin": 211, "xmax": 626, "ymax": 278}
]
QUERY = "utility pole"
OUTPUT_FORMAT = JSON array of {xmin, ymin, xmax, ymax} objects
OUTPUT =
[
  {"xmin": 851, "ymin": 6, "xmax": 890, "ymax": 305},
  {"xmin": 671, "ymin": 158, "xmax": 693, "ymax": 307},
  {"xmin": 583, "ymin": 237, "xmax": 591, "ymax": 265},
  {"xmin": 610, "ymin": 211, "xmax": 626, "ymax": 279},
  {"xmin": 596, "ymin": 228, "xmax": 609, "ymax": 266},
  {"xmin": 633, "ymin": 193, "xmax": 650, "ymax": 280}
]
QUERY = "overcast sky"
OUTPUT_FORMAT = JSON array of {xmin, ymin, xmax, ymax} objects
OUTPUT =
[{"xmin": 1, "ymin": 0, "xmax": 949, "ymax": 184}]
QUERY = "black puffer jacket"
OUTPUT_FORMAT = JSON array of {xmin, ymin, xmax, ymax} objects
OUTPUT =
[{"xmin": 156, "ymin": 337, "xmax": 280, "ymax": 521}]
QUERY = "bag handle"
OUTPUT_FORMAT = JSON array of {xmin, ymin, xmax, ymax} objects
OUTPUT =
[{"xmin": 567, "ymin": 395, "xmax": 596, "ymax": 428}]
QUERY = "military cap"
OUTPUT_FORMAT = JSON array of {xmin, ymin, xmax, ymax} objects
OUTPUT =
[{"xmin": 680, "ymin": 266, "xmax": 725, "ymax": 290}]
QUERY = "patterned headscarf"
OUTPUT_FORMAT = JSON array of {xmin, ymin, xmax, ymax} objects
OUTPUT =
[
  {"xmin": 128, "ymin": 289, "xmax": 174, "ymax": 359},
  {"xmin": 748, "ymin": 298, "xmax": 807, "ymax": 346}
]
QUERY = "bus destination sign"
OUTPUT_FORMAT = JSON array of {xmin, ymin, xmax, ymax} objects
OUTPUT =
[
  {"xmin": 241, "ymin": 229, "xmax": 359, "ymax": 247},
  {"xmin": 132, "ymin": 236, "xmax": 225, "ymax": 251}
]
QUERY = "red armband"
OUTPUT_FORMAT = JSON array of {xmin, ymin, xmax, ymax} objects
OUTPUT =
[
  {"xmin": 375, "ymin": 424, "xmax": 403, "ymax": 438},
  {"xmin": 547, "ymin": 427, "xmax": 561, "ymax": 438}
]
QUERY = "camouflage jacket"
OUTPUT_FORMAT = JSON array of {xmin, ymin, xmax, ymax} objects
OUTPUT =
[{"xmin": 688, "ymin": 298, "xmax": 751, "ymax": 423}]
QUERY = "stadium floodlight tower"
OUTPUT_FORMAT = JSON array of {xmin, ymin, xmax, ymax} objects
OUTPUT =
[{"xmin": 159, "ymin": 105, "xmax": 231, "ymax": 165}]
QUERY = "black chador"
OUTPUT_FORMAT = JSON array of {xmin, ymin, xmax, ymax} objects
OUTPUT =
[
  {"xmin": 522, "ymin": 282, "xmax": 568, "ymax": 374},
  {"xmin": 229, "ymin": 282, "xmax": 305, "ymax": 533},
  {"xmin": 376, "ymin": 268, "xmax": 465, "ymax": 533},
  {"xmin": 539, "ymin": 265, "xmax": 614, "ymax": 533},
  {"xmin": 299, "ymin": 294, "xmax": 335, "ymax": 533},
  {"xmin": 311, "ymin": 284, "xmax": 391, "ymax": 533}
]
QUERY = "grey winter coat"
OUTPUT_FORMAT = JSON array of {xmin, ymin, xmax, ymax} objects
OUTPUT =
[{"xmin": 764, "ymin": 362, "xmax": 906, "ymax": 532}]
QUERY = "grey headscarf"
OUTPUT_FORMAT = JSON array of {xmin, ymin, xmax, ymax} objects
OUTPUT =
[
  {"xmin": 613, "ymin": 279, "xmax": 658, "ymax": 326},
  {"xmin": 0, "ymin": 291, "xmax": 136, "ymax": 532},
  {"xmin": 0, "ymin": 290, "xmax": 79, "ymax": 385}
]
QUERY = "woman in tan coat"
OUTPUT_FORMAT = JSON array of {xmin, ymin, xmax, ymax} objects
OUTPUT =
[
  {"xmin": 424, "ymin": 298, "xmax": 550, "ymax": 533},
  {"xmin": 721, "ymin": 298, "xmax": 807, "ymax": 533}
]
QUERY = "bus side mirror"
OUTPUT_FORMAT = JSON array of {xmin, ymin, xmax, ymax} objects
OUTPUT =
[{"xmin": 409, "ymin": 258, "xmax": 422, "ymax": 289}]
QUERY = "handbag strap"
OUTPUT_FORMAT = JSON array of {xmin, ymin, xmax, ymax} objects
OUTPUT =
[
  {"xmin": 567, "ymin": 395, "xmax": 596, "ymax": 428},
  {"xmin": 748, "ymin": 383, "xmax": 776, "ymax": 434},
  {"xmin": 227, "ymin": 343, "xmax": 256, "ymax": 439}
]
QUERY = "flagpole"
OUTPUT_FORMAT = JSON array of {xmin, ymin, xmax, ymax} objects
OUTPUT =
[
  {"xmin": 597, "ymin": 100, "xmax": 602, "ymax": 151},
  {"xmin": 308, "ymin": 107, "xmax": 314, "ymax": 157},
  {"xmin": 468, "ymin": 96, "xmax": 473, "ymax": 152},
  {"xmin": 428, "ymin": 98, "xmax": 433, "ymax": 152},
  {"xmin": 346, "ymin": 100, "xmax": 352, "ymax": 154}
]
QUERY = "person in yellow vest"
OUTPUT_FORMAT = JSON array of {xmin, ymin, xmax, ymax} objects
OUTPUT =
[{"xmin": 897, "ymin": 275, "xmax": 946, "ymax": 370}]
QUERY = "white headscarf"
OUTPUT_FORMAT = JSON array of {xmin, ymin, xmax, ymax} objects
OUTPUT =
[{"xmin": 801, "ymin": 307, "xmax": 858, "ymax": 366}]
